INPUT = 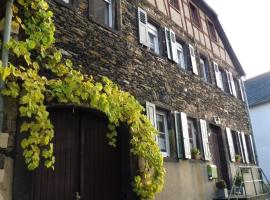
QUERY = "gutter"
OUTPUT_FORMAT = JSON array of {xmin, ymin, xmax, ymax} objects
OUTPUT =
[{"xmin": 0, "ymin": 0, "xmax": 14, "ymax": 134}]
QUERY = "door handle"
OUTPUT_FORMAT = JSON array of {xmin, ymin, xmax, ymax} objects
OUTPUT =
[{"xmin": 76, "ymin": 192, "xmax": 81, "ymax": 200}]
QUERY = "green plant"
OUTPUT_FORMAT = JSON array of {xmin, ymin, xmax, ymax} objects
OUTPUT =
[
  {"xmin": 191, "ymin": 147, "xmax": 200, "ymax": 158},
  {"xmin": 216, "ymin": 180, "xmax": 227, "ymax": 189},
  {"xmin": 0, "ymin": 0, "xmax": 165, "ymax": 199},
  {"xmin": 235, "ymin": 174, "xmax": 243, "ymax": 186},
  {"xmin": 235, "ymin": 154, "xmax": 241, "ymax": 162}
]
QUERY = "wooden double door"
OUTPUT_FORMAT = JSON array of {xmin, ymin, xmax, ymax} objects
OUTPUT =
[{"xmin": 14, "ymin": 107, "xmax": 135, "ymax": 200}]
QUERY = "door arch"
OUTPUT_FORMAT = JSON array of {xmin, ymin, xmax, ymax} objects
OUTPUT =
[{"xmin": 14, "ymin": 107, "xmax": 136, "ymax": 200}]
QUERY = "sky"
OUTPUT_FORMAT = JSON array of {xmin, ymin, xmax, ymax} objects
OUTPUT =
[{"xmin": 205, "ymin": 0, "xmax": 270, "ymax": 79}]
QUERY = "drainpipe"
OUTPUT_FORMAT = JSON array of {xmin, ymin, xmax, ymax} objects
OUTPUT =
[
  {"xmin": 0, "ymin": 0, "xmax": 14, "ymax": 133},
  {"xmin": 241, "ymin": 77, "xmax": 259, "ymax": 165}
]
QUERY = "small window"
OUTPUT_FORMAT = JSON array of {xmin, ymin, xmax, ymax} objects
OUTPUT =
[
  {"xmin": 175, "ymin": 42, "xmax": 186, "ymax": 69},
  {"xmin": 199, "ymin": 56, "xmax": 211, "ymax": 83},
  {"xmin": 234, "ymin": 78, "xmax": 242, "ymax": 99},
  {"xmin": 189, "ymin": 3, "xmax": 201, "ymax": 28},
  {"xmin": 156, "ymin": 111, "xmax": 170, "ymax": 156},
  {"xmin": 147, "ymin": 22, "xmax": 160, "ymax": 54},
  {"xmin": 90, "ymin": 0, "xmax": 116, "ymax": 29},
  {"xmin": 220, "ymin": 68, "xmax": 230, "ymax": 93},
  {"xmin": 207, "ymin": 20, "xmax": 217, "ymax": 41},
  {"xmin": 169, "ymin": 0, "xmax": 180, "ymax": 10},
  {"xmin": 187, "ymin": 118, "xmax": 200, "ymax": 151},
  {"xmin": 231, "ymin": 131, "xmax": 243, "ymax": 162}
]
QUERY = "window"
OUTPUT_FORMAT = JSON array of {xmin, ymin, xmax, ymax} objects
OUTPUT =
[
  {"xmin": 207, "ymin": 20, "xmax": 217, "ymax": 41},
  {"xmin": 169, "ymin": 0, "xmax": 180, "ymax": 10},
  {"xmin": 199, "ymin": 56, "xmax": 211, "ymax": 83},
  {"xmin": 187, "ymin": 118, "xmax": 200, "ymax": 150},
  {"xmin": 189, "ymin": 3, "xmax": 201, "ymax": 28},
  {"xmin": 156, "ymin": 111, "xmax": 170, "ymax": 156},
  {"xmin": 231, "ymin": 131, "xmax": 243, "ymax": 162},
  {"xmin": 245, "ymin": 135, "xmax": 256, "ymax": 164},
  {"xmin": 175, "ymin": 42, "xmax": 186, "ymax": 69},
  {"xmin": 147, "ymin": 23, "xmax": 160, "ymax": 54},
  {"xmin": 90, "ymin": 0, "xmax": 116, "ymax": 29},
  {"xmin": 220, "ymin": 68, "xmax": 230, "ymax": 93}
]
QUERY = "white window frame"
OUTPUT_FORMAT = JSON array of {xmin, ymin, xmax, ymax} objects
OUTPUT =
[
  {"xmin": 199, "ymin": 58, "xmax": 208, "ymax": 81},
  {"xmin": 104, "ymin": 0, "xmax": 113, "ymax": 28},
  {"xmin": 187, "ymin": 119, "xmax": 197, "ymax": 149},
  {"xmin": 147, "ymin": 23, "xmax": 160, "ymax": 54},
  {"xmin": 156, "ymin": 110, "xmax": 170, "ymax": 157},
  {"xmin": 175, "ymin": 42, "xmax": 185, "ymax": 69}
]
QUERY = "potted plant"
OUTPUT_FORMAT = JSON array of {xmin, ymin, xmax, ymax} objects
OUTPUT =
[
  {"xmin": 215, "ymin": 179, "xmax": 228, "ymax": 198},
  {"xmin": 235, "ymin": 154, "xmax": 241, "ymax": 164},
  {"xmin": 191, "ymin": 148, "xmax": 201, "ymax": 160},
  {"xmin": 234, "ymin": 174, "xmax": 244, "ymax": 195}
]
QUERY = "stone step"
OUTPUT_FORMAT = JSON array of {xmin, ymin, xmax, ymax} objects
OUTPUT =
[{"xmin": 214, "ymin": 193, "xmax": 270, "ymax": 200}]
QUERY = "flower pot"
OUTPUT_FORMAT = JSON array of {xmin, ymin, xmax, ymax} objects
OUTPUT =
[{"xmin": 216, "ymin": 188, "xmax": 228, "ymax": 198}]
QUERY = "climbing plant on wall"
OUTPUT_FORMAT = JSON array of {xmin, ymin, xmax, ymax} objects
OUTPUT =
[{"xmin": 0, "ymin": 0, "xmax": 164, "ymax": 199}]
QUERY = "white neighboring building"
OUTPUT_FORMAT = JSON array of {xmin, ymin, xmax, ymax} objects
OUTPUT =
[{"xmin": 245, "ymin": 72, "xmax": 270, "ymax": 178}]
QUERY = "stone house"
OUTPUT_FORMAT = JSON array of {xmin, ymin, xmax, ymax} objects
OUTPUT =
[
  {"xmin": 0, "ymin": 0, "xmax": 266, "ymax": 200},
  {"xmin": 245, "ymin": 72, "xmax": 270, "ymax": 180}
]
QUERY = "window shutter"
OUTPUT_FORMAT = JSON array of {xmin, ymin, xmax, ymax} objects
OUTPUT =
[
  {"xmin": 229, "ymin": 72, "xmax": 237, "ymax": 97},
  {"xmin": 170, "ymin": 30, "xmax": 178, "ymax": 63},
  {"xmin": 241, "ymin": 132, "xmax": 249, "ymax": 164},
  {"xmin": 237, "ymin": 131, "xmax": 246, "ymax": 163},
  {"xmin": 200, "ymin": 119, "xmax": 211, "ymax": 161},
  {"xmin": 180, "ymin": 112, "xmax": 191, "ymax": 159},
  {"xmin": 238, "ymin": 79, "xmax": 245, "ymax": 101},
  {"xmin": 226, "ymin": 70, "xmax": 233, "ymax": 94},
  {"xmin": 226, "ymin": 128, "xmax": 235, "ymax": 162},
  {"xmin": 164, "ymin": 27, "xmax": 172, "ymax": 60},
  {"xmin": 189, "ymin": 44, "xmax": 198, "ymax": 75},
  {"xmin": 146, "ymin": 101, "xmax": 157, "ymax": 129},
  {"xmin": 138, "ymin": 7, "xmax": 148, "ymax": 46},
  {"xmin": 249, "ymin": 135, "xmax": 256, "ymax": 164},
  {"xmin": 213, "ymin": 62, "xmax": 222, "ymax": 89},
  {"xmin": 174, "ymin": 111, "xmax": 184, "ymax": 159}
]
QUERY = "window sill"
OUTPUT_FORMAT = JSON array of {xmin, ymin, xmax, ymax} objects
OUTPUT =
[
  {"xmin": 89, "ymin": 16, "xmax": 121, "ymax": 36},
  {"xmin": 53, "ymin": 0, "xmax": 78, "ymax": 10},
  {"xmin": 164, "ymin": 157, "xmax": 178, "ymax": 163},
  {"xmin": 169, "ymin": 3, "xmax": 181, "ymax": 14},
  {"xmin": 191, "ymin": 21, "xmax": 202, "ymax": 31}
]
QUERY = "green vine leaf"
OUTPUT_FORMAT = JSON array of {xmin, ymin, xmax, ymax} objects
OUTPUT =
[{"xmin": 0, "ymin": 0, "xmax": 165, "ymax": 199}]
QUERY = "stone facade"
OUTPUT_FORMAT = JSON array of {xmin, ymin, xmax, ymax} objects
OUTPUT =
[{"xmin": 0, "ymin": 0, "xmax": 258, "ymax": 199}]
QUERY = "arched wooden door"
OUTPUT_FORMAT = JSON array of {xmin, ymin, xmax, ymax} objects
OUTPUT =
[{"xmin": 30, "ymin": 108, "xmax": 123, "ymax": 200}]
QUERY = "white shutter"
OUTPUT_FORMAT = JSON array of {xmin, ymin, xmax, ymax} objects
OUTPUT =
[
  {"xmin": 238, "ymin": 79, "xmax": 245, "ymax": 101},
  {"xmin": 229, "ymin": 72, "xmax": 237, "ymax": 97},
  {"xmin": 189, "ymin": 44, "xmax": 198, "ymax": 75},
  {"xmin": 226, "ymin": 70, "xmax": 233, "ymax": 94},
  {"xmin": 170, "ymin": 30, "xmax": 178, "ymax": 63},
  {"xmin": 213, "ymin": 62, "xmax": 223, "ymax": 90},
  {"xmin": 226, "ymin": 128, "xmax": 235, "ymax": 162},
  {"xmin": 249, "ymin": 135, "xmax": 256, "ymax": 164},
  {"xmin": 241, "ymin": 132, "xmax": 249, "ymax": 164},
  {"xmin": 138, "ymin": 8, "xmax": 148, "ymax": 46},
  {"xmin": 174, "ymin": 111, "xmax": 183, "ymax": 158},
  {"xmin": 200, "ymin": 119, "xmax": 211, "ymax": 161},
  {"xmin": 146, "ymin": 101, "xmax": 157, "ymax": 129},
  {"xmin": 237, "ymin": 132, "xmax": 246, "ymax": 163},
  {"xmin": 181, "ymin": 112, "xmax": 191, "ymax": 159},
  {"xmin": 164, "ymin": 27, "xmax": 172, "ymax": 60}
]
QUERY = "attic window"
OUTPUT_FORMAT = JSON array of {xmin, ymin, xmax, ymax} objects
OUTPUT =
[
  {"xmin": 207, "ymin": 20, "xmax": 217, "ymax": 41},
  {"xmin": 189, "ymin": 3, "xmax": 201, "ymax": 28},
  {"xmin": 169, "ymin": 0, "xmax": 180, "ymax": 10}
]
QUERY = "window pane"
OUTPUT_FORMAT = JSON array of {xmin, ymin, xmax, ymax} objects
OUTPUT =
[
  {"xmin": 93, "ymin": 0, "xmax": 115, "ymax": 28},
  {"xmin": 157, "ymin": 114, "xmax": 165, "ymax": 133},
  {"xmin": 158, "ymin": 134, "xmax": 167, "ymax": 152}
]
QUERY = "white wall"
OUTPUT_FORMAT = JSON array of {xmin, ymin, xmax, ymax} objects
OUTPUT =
[{"xmin": 249, "ymin": 102, "xmax": 270, "ymax": 178}]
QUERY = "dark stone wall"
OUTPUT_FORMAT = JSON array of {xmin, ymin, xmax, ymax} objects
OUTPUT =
[{"xmin": 49, "ymin": 0, "xmax": 251, "ymax": 133}]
